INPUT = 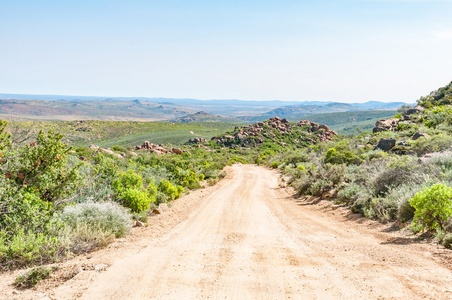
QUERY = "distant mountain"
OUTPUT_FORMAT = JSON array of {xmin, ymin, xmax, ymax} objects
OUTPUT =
[
  {"xmin": 0, "ymin": 93, "xmax": 411, "ymax": 122},
  {"xmin": 171, "ymin": 111, "xmax": 242, "ymax": 123},
  {"xmin": 0, "ymin": 99, "xmax": 193, "ymax": 121},
  {"xmin": 237, "ymin": 102, "xmax": 405, "ymax": 122}
]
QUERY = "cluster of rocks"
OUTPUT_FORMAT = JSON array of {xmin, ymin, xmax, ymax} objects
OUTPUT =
[
  {"xmin": 135, "ymin": 141, "xmax": 183, "ymax": 155},
  {"xmin": 373, "ymin": 105, "xmax": 425, "ymax": 133},
  {"xmin": 296, "ymin": 120, "xmax": 338, "ymax": 143},
  {"xmin": 188, "ymin": 137, "xmax": 207, "ymax": 144},
  {"xmin": 212, "ymin": 117, "xmax": 337, "ymax": 147}
]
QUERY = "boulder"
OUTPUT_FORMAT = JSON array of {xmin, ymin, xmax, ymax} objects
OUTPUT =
[
  {"xmin": 159, "ymin": 203, "xmax": 169, "ymax": 212},
  {"xmin": 88, "ymin": 144, "xmax": 99, "ymax": 150},
  {"xmin": 406, "ymin": 105, "xmax": 425, "ymax": 115},
  {"xmin": 375, "ymin": 138, "xmax": 396, "ymax": 152},
  {"xmin": 142, "ymin": 141, "xmax": 152, "ymax": 149},
  {"xmin": 318, "ymin": 124, "xmax": 330, "ymax": 132},
  {"xmin": 373, "ymin": 118, "xmax": 399, "ymax": 133},
  {"xmin": 134, "ymin": 220, "xmax": 145, "ymax": 227},
  {"xmin": 412, "ymin": 132, "xmax": 430, "ymax": 140},
  {"xmin": 172, "ymin": 148, "xmax": 183, "ymax": 155}
]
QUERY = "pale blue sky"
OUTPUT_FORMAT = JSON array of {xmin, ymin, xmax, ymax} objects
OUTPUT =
[{"xmin": 1, "ymin": 0, "xmax": 451, "ymax": 102}]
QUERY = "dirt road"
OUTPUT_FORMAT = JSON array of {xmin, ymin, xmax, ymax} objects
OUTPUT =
[{"xmin": 54, "ymin": 165, "xmax": 452, "ymax": 299}]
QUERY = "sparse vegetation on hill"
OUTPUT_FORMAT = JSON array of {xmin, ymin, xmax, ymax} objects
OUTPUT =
[
  {"xmin": 172, "ymin": 111, "xmax": 242, "ymax": 123},
  {"xmin": 263, "ymin": 81, "xmax": 452, "ymax": 246}
]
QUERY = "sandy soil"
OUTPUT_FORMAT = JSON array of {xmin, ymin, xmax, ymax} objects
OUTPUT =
[{"xmin": 2, "ymin": 164, "xmax": 452, "ymax": 299}]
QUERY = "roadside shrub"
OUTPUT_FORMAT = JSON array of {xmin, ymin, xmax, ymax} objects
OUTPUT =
[
  {"xmin": 270, "ymin": 161, "xmax": 279, "ymax": 169},
  {"xmin": 14, "ymin": 266, "xmax": 55, "ymax": 288},
  {"xmin": 119, "ymin": 188, "xmax": 153, "ymax": 212},
  {"xmin": 112, "ymin": 169, "xmax": 143, "ymax": 191},
  {"xmin": 58, "ymin": 222, "xmax": 115, "ymax": 254},
  {"xmin": 337, "ymin": 183, "xmax": 361, "ymax": 205},
  {"xmin": 0, "ymin": 189, "xmax": 60, "ymax": 270},
  {"xmin": 112, "ymin": 170, "xmax": 156, "ymax": 212},
  {"xmin": 308, "ymin": 179, "xmax": 329, "ymax": 197},
  {"xmin": 366, "ymin": 197, "xmax": 397, "ymax": 222},
  {"xmin": 0, "ymin": 229, "xmax": 59, "ymax": 270},
  {"xmin": 410, "ymin": 183, "xmax": 452, "ymax": 232},
  {"xmin": 158, "ymin": 179, "xmax": 184, "ymax": 201},
  {"xmin": 58, "ymin": 201, "xmax": 132, "ymax": 238}
]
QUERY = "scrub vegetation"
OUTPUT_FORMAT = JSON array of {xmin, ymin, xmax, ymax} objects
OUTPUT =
[{"xmin": 2, "ymin": 81, "xmax": 452, "ymax": 285}]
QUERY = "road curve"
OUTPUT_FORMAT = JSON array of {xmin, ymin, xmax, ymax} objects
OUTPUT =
[{"xmin": 79, "ymin": 164, "xmax": 452, "ymax": 299}]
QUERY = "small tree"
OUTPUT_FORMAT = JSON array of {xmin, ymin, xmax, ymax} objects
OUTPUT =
[{"xmin": 410, "ymin": 183, "xmax": 452, "ymax": 232}]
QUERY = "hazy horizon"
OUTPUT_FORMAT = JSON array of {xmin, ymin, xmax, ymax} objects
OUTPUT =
[{"xmin": 0, "ymin": 92, "xmax": 414, "ymax": 104}]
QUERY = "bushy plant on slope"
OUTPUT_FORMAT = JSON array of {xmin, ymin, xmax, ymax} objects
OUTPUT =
[{"xmin": 410, "ymin": 183, "xmax": 452, "ymax": 232}]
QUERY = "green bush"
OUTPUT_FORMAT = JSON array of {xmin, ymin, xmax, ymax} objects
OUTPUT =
[
  {"xmin": 112, "ymin": 170, "xmax": 156, "ymax": 212},
  {"xmin": 410, "ymin": 183, "xmax": 452, "ymax": 232},
  {"xmin": 119, "ymin": 188, "xmax": 154, "ymax": 212},
  {"xmin": 366, "ymin": 197, "xmax": 397, "ymax": 222},
  {"xmin": 0, "ymin": 229, "xmax": 59, "ymax": 270},
  {"xmin": 324, "ymin": 147, "xmax": 361, "ymax": 165},
  {"xmin": 411, "ymin": 134, "xmax": 452, "ymax": 156},
  {"xmin": 158, "ymin": 179, "xmax": 184, "ymax": 201},
  {"xmin": 337, "ymin": 183, "xmax": 360, "ymax": 205},
  {"xmin": 112, "ymin": 169, "xmax": 143, "ymax": 191},
  {"xmin": 14, "ymin": 266, "xmax": 54, "ymax": 288}
]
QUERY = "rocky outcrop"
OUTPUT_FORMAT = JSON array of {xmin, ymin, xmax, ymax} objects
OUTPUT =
[
  {"xmin": 214, "ymin": 117, "xmax": 337, "ymax": 148},
  {"xmin": 373, "ymin": 118, "xmax": 399, "ymax": 133}
]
